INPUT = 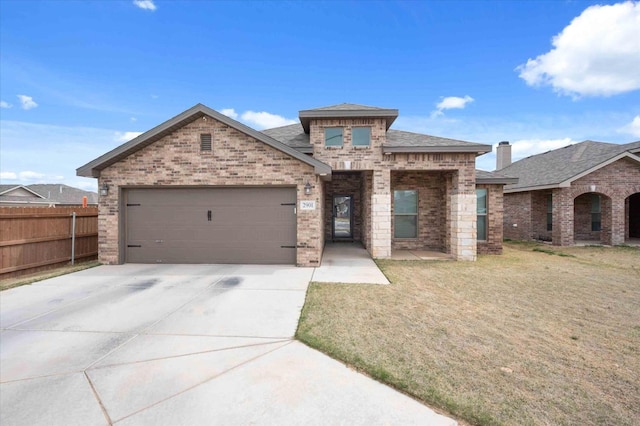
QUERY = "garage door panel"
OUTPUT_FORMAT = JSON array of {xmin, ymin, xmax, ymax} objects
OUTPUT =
[{"xmin": 125, "ymin": 188, "xmax": 296, "ymax": 264}]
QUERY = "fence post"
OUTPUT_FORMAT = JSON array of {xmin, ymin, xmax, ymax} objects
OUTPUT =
[{"xmin": 71, "ymin": 212, "xmax": 76, "ymax": 265}]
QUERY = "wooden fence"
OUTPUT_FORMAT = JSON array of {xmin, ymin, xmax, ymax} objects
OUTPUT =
[{"xmin": 0, "ymin": 206, "xmax": 98, "ymax": 280}]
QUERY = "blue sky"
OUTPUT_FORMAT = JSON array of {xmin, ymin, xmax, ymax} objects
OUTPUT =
[{"xmin": 1, "ymin": 0, "xmax": 638, "ymax": 191}]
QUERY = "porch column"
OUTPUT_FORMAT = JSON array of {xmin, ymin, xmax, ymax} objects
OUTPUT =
[
  {"xmin": 552, "ymin": 189, "xmax": 573, "ymax": 245},
  {"xmin": 610, "ymin": 196, "xmax": 625, "ymax": 245},
  {"xmin": 371, "ymin": 169, "xmax": 391, "ymax": 258},
  {"xmin": 450, "ymin": 170, "xmax": 476, "ymax": 261}
]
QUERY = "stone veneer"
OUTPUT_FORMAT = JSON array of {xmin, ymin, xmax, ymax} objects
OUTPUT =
[
  {"xmin": 503, "ymin": 157, "xmax": 640, "ymax": 245},
  {"xmin": 98, "ymin": 114, "xmax": 323, "ymax": 266}
]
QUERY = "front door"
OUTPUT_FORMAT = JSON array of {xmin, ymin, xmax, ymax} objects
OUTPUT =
[{"xmin": 333, "ymin": 195, "xmax": 353, "ymax": 240}]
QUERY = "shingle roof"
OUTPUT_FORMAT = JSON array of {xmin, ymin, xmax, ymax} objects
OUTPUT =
[
  {"xmin": 262, "ymin": 124, "xmax": 491, "ymax": 154},
  {"xmin": 384, "ymin": 129, "xmax": 491, "ymax": 153},
  {"xmin": 261, "ymin": 123, "xmax": 311, "ymax": 151},
  {"xmin": 303, "ymin": 103, "xmax": 391, "ymax": 112},
  {"xmin": 28, "ymin": 184, "xmax": 98, "ymax": 204},
  {"xmin": 501, "ymin": 140, "xmax": 640, "ymax": 191},
  {"xmin": 476, "ymin": 169, "xmax": 518, "ymax": 185},
  {"xmin": 298, "ymin": 103, "xmax": 399, "ymax": 132},
  {"xmin": 0, "ymin": 184, "xmax": 97, "ymax": 205}
]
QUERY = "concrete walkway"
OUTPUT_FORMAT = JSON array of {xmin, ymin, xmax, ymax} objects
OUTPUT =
[
  {"xmin": 1, "ymin": 264, "xmax": 455, "ymax": 425},
  {"xmin": 312, "ymin": 242, "xmax": 390, "ymax": 284}
]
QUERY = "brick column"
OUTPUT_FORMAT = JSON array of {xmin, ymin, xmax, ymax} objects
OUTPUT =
[
  {"xmin": 371, "ymin": 169, "xmax": 391, "ymax": 258},
  {"xmin": 449, "ymin": 171, "xmax": 476, "ymax": 261},
  {"xmin": 552, "ymin": 189, "xmax": 573, "ymax": 246},
  {"xmin": 610, "ymin": 196, "xmax": 625, "ymax": 245}
]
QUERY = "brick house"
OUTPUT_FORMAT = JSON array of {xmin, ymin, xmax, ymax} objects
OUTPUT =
[
  {"xmin": 77, "ymin": 103, "xmax": 515, "ymax": 266},
  {"xmin": 498, "ymin": 140, "xmax": 640, "ymax": 245}
]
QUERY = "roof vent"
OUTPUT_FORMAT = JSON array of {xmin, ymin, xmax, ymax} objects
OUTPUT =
[{"xmin": 200, "ymin": 134, "xmax": 212, "ymax": 151}]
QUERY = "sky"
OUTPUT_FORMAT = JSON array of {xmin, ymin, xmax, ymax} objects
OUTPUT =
[{"xmin": 1, "ymin": 0, "xmax": 639, "ymax": 192}]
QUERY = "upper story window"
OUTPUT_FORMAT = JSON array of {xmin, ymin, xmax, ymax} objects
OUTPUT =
[
  {"xmin": 352, "ymin": 127, "xmax": 371, "ymax": 147},
  {"xmin": 324, "ymin": 128, "xmax": 343, "ymax": 147}
]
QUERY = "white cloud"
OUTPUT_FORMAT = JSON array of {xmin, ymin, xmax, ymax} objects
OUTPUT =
[
  {"xmin": 0, "ymin": 100, "xmax": 12, "ymax": 109},
  {"xmin": 508, "ymin": 138, "xmax": 575, "ymax": 162},
  {"xmin": 618, "ymin": 115, "xmax": 640, "ymax": 138},
  {"xmin": 517, "ymin": 1, "xmax": 640, "ymax": 97},
  {"xmin": 130, "ymin": 117, "xmax": 137, "ymax": 122},
  {"xmin": 17, "ymin": 95, "xmax": 38, "ymax": 110},
  {"xmin": 220, "ymin": 108, "xmax": 238, "ymax": 119},
  {"xmin": 431, "ymin": 95, "xmax": 474, "ymax": 117},
  {"xmin": 240, "ymin": 111, "xmax": 296, "ymax": 129},
  {"xmin": 1, "ymin": 172, "xmax": 17, "ymax": 180},
  {"xmin": 114, "ymin": 131, "xmax": 143, "ymax": 142},
  {"xmin": 133, "ymin": 0, "xmax": 156, "ymax": 11}
]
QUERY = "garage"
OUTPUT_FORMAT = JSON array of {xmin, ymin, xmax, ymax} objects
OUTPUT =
[{"xmin": 124, "ymin": 187, "xmax": 297, "ymax": 264}]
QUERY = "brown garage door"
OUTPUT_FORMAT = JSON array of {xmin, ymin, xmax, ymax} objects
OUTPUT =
[{"xmin": 124, "ymin": 187, "xmax": 296, "ymax": 264}]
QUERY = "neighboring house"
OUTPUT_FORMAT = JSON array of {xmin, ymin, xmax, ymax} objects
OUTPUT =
[
  {"xmin": 0, "ymin": 184, "xmax": 98, "ymax": 206},
  {"xmin": 77, "ymin": 103, "xmax": 515, "ymax": 266},
  {"xmin": 498, "ymin": 140, "xmax": 640, "ymax": 245}
]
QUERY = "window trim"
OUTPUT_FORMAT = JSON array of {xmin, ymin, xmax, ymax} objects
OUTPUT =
[
  {"xmin": 324, "ymin": 127, "xmax": 343, "ymax": 147},
  {"xmin": 352, "ymin": 126, "xmax": 371, "ymax": 148},
  {"xmin": 476, "ymin": 188, "xmax": 488, "ymax": 241},
  {"xmin": 393, "ymin": 189, "xmax": 418, "ymax": 239}
]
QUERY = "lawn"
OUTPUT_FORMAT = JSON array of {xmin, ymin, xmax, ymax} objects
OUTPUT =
[{"xmin": 297, "ymin": 242, "xmax": 640, "ymax": 426}]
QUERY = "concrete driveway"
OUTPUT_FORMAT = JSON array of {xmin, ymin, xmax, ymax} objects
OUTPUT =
[{"xmin": 1, "ymin": 264, "xmax": 455, "ymax": 425}]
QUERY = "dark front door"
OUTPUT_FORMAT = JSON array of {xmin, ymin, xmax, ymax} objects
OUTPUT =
[{"xmin": 333, "ymin": 195, "xmax": 353, "ymax": 240}]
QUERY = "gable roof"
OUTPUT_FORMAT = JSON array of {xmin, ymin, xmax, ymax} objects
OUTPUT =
[
  {"xmin": 76, "ymin": 104, "xmax": 331, "ymax": 178},
  {"xmin": 298, "ymin": 103, "xmax": 399, "ymax": 133},
  {"xmin": 0, "ymin": 184, "xmax": 97, "ymax": 205},
  {"xmin": 501, "ymin": 140, "xmax": 640, "ymax": 192},
  {"xmin": 262, "ymin": 124, "xmax": 492, "ymax": 155},
  {"xmin": 0, "ymin": 184, "xmax": 45, "ymax": 197}
]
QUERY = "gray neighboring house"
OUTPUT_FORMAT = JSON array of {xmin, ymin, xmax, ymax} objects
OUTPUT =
[
  {"xmin": 497, "ymin": 140, "xmax": 640, "ymax": 245},
  {"xmin": 0, "ymin": 184, "xmax": 98, "ymax": 206}
]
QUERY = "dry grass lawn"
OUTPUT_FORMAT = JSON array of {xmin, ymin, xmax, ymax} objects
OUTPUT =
[{"xmin": 297, "ymin": 242, "xmax": 640, "ymax": 426}]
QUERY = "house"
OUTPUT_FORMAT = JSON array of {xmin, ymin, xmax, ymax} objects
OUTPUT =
[
  {"xmin": 0, "ymin": 184, "xmax": 98, "ymax": 206},
  {"xmin": 498, "ymin": 140, "xmax": 640, "ymax": 245},
  {"xmin": 77, "ymin": 103, "xmax": 515, "ymax": 266}
]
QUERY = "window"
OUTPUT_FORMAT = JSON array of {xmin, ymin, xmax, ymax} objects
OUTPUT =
[
  {"xmin": 476, "ymin": 189, "xmax": 487, "ymax": 241},
  {"xmin": 324, "ymin": 128, "xmax": 343, "ymax": 147},
  {"xmin": 394, "ymin": 190, "xmax": 417, "ymax": 238},
  {"xmin": 200, "ymin": 133, "xmax": 212, "ymax": 151},
  {"xmin": 547, "ymin": 194, "xmax": 553, "ymax": 231},
  {"xmin": 352, "ymin": 127, "xmax": 371, "ymax": 147},
  {"xmin": 591, "ymin": 194, "xmax": 601, "ymax": 231}
]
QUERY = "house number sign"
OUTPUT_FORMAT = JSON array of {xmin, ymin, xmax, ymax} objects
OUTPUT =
[{"xmin": 300, "ymin": 200, "xmax": 316, "ymax": 210}]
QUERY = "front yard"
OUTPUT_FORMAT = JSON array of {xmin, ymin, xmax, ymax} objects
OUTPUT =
[{"xmin": 297, "ymin": 242, "xmax": 640, "ymax": 426}]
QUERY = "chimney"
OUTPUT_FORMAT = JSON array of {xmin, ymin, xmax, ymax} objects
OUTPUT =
[{"xmin": 496, "ymin": 141, "xmax": 512, "ymax": 170}]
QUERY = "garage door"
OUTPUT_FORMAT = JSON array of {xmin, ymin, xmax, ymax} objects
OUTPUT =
[{"xmin": 124, "ymin": 187, "xmax": 296, "ymax": 264}]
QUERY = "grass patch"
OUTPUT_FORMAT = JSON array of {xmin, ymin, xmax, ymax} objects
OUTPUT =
[
  {"xmin": 297, "ymin": 242, "xmax": 640, "ymax": 426},
  {"xmin": 1, "ymin": 261, "xmax": 101, "ymax": 291}
]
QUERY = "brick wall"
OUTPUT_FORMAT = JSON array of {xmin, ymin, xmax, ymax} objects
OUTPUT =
[
  {"xmin": 503, "ymin": 192, "xmax": 531, "ymax": 240},
  {"xmin": 98, "ymin": 114, "xmax": 323, "ymax": 266},
  {"xmin": 391, "ymin": 171, "xmax": 446, "ymax": 251},
  {"xmin": 504, "ymin": 157, "xmax": 640, "ymax": 246}
]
